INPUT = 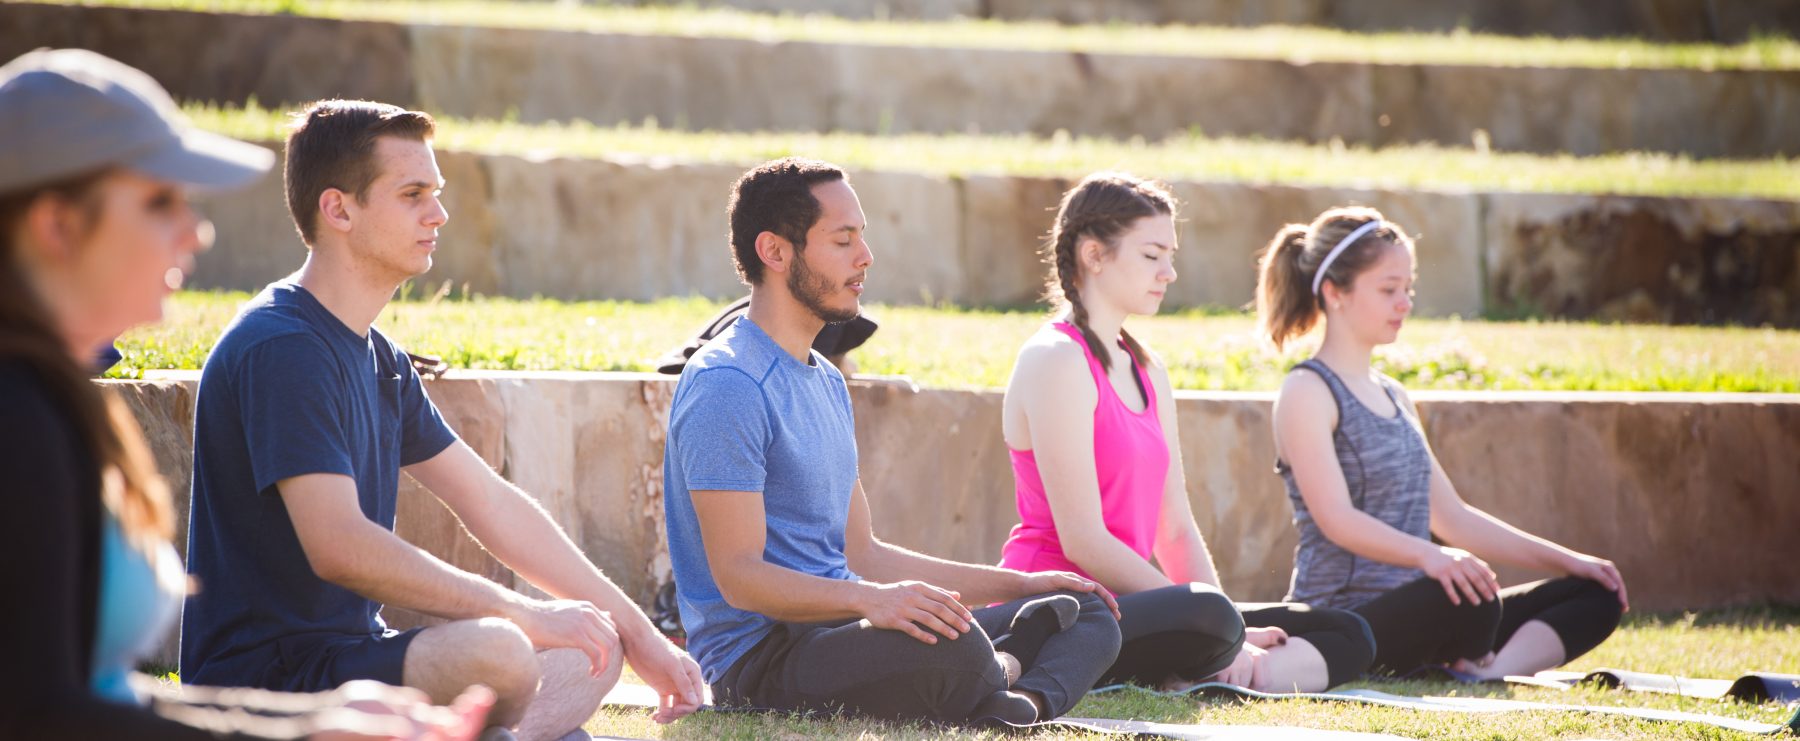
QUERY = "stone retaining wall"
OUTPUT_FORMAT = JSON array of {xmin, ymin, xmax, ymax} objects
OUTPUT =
[
  {"xmin": 624, "ymin": 0, "xmax": 1800, "ymax": 44},
  {"xmin": 111, "ymin": 372, "xmax": 1799, "ymax": 665},
  {"xmin": 5, "ymin": 3, "xmax": 1797, "ymax": 157},
  {"xmin": 187, "ymin": 144, "xmax": 1800, "ymax": 326}
]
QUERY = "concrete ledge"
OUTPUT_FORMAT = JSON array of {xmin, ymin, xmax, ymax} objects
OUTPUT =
[
  {"xmin": 6, "ymin": 3, "xmax": 1797, "ymax": 157},
  {"xmin": 0, "ymin": 4, "xmax": 416, "ymax": 108},
  {"xmin": 110, "ymin": 373, "xmax": 1800, "ymax": 627},
  {"xmin": 627, "ymin": 0, "xmax": 1800, "ymax": 44},
  {"xmin": 188, "ymin": 144, "xmax": 1800, "ymax": 325}
]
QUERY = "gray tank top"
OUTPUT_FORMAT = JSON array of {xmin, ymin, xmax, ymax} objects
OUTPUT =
[{"xmin": 1279, "ymin": 359, "xmax": 1433, "ymax": 610}]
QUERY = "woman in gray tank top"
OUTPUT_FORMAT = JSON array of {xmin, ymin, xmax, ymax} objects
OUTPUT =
[{"xmin": 1254, "ymin": 207, "xmax": 1628, "ymax": 679}]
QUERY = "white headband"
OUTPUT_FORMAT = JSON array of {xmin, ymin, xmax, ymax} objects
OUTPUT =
[{"xmin": 1311, "ymin": 220, "xmax": 1384, "ymax": 297}]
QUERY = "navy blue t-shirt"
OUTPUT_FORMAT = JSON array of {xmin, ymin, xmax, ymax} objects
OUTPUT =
[{"xmin": 180, "ymin": 281, "xmax": 456, "ymax": 687}]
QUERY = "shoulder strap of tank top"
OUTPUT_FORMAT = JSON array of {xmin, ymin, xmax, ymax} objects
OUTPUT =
[
  {"xmin": 1292, "ymin": 358, "xmax": 1349, "ymax": 421},
  {"xmin": 1291, "ymin": 358, "xmax": 1369, "ymax": 507},
  {"xmin": 1375, "ymin": 373, "xmax": 1418, "ymax": 424},
  {"xmin": 1051, "ymin": 321, "xmax": 1107, "ymax": 379}
]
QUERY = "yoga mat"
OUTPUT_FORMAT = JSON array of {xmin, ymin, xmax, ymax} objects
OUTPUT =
[
  {"xmin": 1034, "ymin": 717, "xmax": 1404, "ymax": 739},
  {"xmin": 599, "ymin": 683, "xmax": 1406, "ymax": 739},
  {"xmin": 1090, "ymin": 681, "xmax": 1800, "ymax": 735},
  {"xmin": 1512, "ymin": 669, "xmax": 1800, "ymax": 704}
]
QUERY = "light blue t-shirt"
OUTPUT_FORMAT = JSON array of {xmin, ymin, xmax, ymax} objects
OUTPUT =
[
  {"xmin": 663, "ymin": 316, "xmax": 861, "ymax": 683},
  {"xmin": 91, "ymin": 517, "xmax": 183, "ymax": 705}
]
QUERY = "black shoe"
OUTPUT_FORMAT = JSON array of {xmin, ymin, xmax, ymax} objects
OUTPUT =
[{"xmin": 990, "ymin": 594, "xmax": 1080, "ymax": 673}]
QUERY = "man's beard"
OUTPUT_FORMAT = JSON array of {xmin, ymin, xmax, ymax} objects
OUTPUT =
[{"xmin": 789, "ymin": 249, "xmax": 859, "ymax": 324}]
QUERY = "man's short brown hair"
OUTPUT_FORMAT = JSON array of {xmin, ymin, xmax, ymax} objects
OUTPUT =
[
  {"xmin": 284, "ymin": 99, "xmax": 434, "ymax": 245},
  {"xmin": 726, "ymin": 157, "xmax": 845, "ymax": 285}
]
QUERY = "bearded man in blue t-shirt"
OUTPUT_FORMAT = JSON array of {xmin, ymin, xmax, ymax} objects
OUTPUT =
[
  {"xmin": 662, "ymin": 158, "xmax": 1124, "ymax": 727},
  {"xmin": 181, "ymin": 100, "xmax": 703, "ymax": 741}
]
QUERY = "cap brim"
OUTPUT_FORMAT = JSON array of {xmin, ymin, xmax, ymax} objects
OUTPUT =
[{"xmin": 128, "ymin": 127, "xmax": 273, "ymax": 191}]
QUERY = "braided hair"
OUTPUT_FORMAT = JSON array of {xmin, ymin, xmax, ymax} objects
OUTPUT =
[{"xmin": 1044, "ymin": 172, "xmax": 1176, "ymax": 371}]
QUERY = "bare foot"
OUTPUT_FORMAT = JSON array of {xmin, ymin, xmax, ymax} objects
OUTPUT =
[
  {"xmin": 1451, "ymin": 652, "xmax": 1499, "ymax": 680},
  {"xmin": 1158, "ymin": 676, "xmax": 1208, "ymax": 693}
]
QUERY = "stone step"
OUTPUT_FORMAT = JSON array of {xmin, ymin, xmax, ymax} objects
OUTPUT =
[
  {"xmin": 109, "ymin": 372, "xmax": 1800, "ymax": 663},
  {"xmin": 187, "ymin": 142, "xmax": 1800, "ymax": 326},
  {"xmin": 635, "ymin": 0, "xmax": 1800, "ymax": 44},
  {"xmin": 5, "ymin": 2, "xmax": 1796, "ymax": 157}
]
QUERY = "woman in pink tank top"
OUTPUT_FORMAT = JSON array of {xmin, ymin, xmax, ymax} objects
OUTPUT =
[{"xmin": 997, "ymin": 173, "xmax": 1374, "ymax": 692}]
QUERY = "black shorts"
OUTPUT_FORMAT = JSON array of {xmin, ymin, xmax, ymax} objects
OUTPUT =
[{"xmin": 203, "ymin": 628, "xmax": 423, "ymax": 692}]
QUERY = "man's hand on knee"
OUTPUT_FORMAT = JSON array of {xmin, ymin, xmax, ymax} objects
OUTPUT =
[
  {"xmin": 502, "ymin": 598, "xmax": 619, "ymax": 677},
  {"xmin": 1016, "ymin": 572, "xmax": 1121, "ymax": 619},
  {"xmin": 856, "ymin": 580, "xmax": 974, "ymax": 644}
]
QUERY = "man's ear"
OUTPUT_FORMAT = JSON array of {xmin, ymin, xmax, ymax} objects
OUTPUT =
[
  {"xmin": 755, "ymin": 230, "xmax": 792, "ymax": 276},
  {"xmin": 317, "ymin": 188, "xmax": 354, "ymax": 235}
]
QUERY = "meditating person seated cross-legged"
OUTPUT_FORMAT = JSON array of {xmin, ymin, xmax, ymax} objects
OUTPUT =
[
  {"xmin": 664, "ymin": 158, "xmax": 1123, "ymax": 728},
  {"xmin": 0, "ymin": 48, "xmax": 492, "ymax": 740},
  {"xmin": 1256, "ymin": 206, "xmax": 1627, "ymax": 679},
  {"xmin": 179, "ymin": 99, "xmax": 703, "ymax": 741},
  {"xmin": 997, "ymin": 172, "xmax": 1376, "ymax": 694}
]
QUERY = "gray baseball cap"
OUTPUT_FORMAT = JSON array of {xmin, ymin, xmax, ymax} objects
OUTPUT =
[{"xmin": 0, "ymin": 48, "xmax": 272, "ymax": 194}]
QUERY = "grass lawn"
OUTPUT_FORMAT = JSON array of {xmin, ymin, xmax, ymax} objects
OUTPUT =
[
  {"xmin": 186, "ymin": 103, "xmax": 1800, "ymax": 201},
  {"xmin": 113, "ymin": 292, "xmax": 1800, "ymax": 393},
  {"xmin": 64, "ymin": 0, "xmax": 1800, "ymax": 71},
  {"xmin": 575, "ymin": 606, "xmax": 1800, "ymax": 740}
]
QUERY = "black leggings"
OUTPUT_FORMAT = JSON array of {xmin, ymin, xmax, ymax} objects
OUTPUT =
[
  {"xmin": 1101, "ymin": 583, "xmax": 1376, "ymax": 689},
  {"xmin": 1353, "ymin": 576, "xmax": 1624, "ymax": 675},
  {"xmin": 711, "ymin": 590, "xmax": 1121, "ymax": 722}
]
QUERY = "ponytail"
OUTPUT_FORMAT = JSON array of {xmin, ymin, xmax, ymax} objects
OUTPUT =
[
  {"xmin": 1254, "ymin": 207, "xmax": 1414, "ymax": 352},
  {"xmin": 1256, "ymin": 225, "xmax": 1316, "ymax": 351}
]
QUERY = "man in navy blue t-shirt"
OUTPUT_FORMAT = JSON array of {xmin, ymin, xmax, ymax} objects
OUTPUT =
[
  {"xmin": 182, "ymin": 100, "xmax": 703, "ymax": 741},
  {"xmin": 663, "ymin": 158, "xmax": 1124, "ymax": 727}
]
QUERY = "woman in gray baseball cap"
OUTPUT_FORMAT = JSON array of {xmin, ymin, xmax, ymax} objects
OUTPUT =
[{"xmin": 0, "ymin": 49, "xmax": 493, "ymax": 740}]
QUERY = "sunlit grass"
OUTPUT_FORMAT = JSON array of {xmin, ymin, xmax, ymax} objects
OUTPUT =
[
  {"xmin": 581, "ymin": 606, "xmax": 1799, "ymax": 739},
  {"xmin": 64, "ymin": 0, "xmax": 1800, "ymax": 71},
  {"xmin": 112, "ymin": 291, "xmax": 1800, "ymax": 393}
]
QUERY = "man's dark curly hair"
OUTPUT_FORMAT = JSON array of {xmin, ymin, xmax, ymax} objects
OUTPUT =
[{"xmin": 726, "ymin": 157, "xmax": 846, "ymax": 284}]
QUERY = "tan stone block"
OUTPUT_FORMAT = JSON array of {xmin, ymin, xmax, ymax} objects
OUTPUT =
[
  {"xmin": 848, "ymin": 170, "xmax": 966, "ymax": 304},
  {"xmin": 388, "ymin": 377, "xmax": 517, "ymax": 631},
  {"xmin": 851, "ymin": 381, "xmax": 1018, "ymax": 565},
  {"xmin": 1174, "ymin": 393, "xmax": 1298, "ymax": 601},
  {"xmin": 1173, "ymin": 183, "xmax": 1483, "ymax": 316},
  {"xmin": 0, "ymin": 4, "xmax": 413, "ymax": 108},
  {"xmin": 101, "ymin": 378, "xmax": 199, "ymax": 556},
  {"xmin": 1483, "ymin": 192, "xmax": 1800, "ymax": 325},
  {"xmin": 410, "ymin": 27, "xmax": 838, "ymax": 134},
  {"xmin": 1416, "ymin": 392, "xmax": 1800, "ymax": 611},
  {"xmin": 482, "ymin": 156, "xmax": 745, "ymax": 300},
  {"xmin": 422, "ymin": 150, "xmax": 504, "ymax": 297},
  {"xmin": 109, "ymin": 373, "xmax": 1800, "ymax": 662},
  {"xmin": 188, "ymin": 143, "xmax": 305, "ymax": 292},
  {"xmin": 958, "ymin": 175, "xmax": 1070, "ymax": 308}
]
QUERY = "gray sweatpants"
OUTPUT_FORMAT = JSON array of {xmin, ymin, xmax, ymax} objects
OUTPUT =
[{"xmin": 711, "ymin": 590, "xmax": 1121, "ymax": 722}]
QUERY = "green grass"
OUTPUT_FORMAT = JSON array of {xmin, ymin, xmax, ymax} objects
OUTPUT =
[
  {"xmin": 136, "ymin": 607, "xmax": 1800, "ymax": 739},
  {"xmin": 62, "ymin": 0, "xmax": 1800, "ymax": 70},
  {"xmin": 577, "ymin": 606, "xmax": 1800, "ymax": 740},
  {"xmin": 184, "ymin": 102, "xmax": 1800, "ymax": 200},
  {"xmin": 110, "ymin": 291, "xmax": 1800, "ymax": 393}
]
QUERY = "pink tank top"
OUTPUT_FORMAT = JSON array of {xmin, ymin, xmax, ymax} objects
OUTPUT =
[{"xmin": 999, "ymin": 322, "xmax": 1170, "ymax": 579}]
